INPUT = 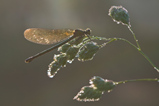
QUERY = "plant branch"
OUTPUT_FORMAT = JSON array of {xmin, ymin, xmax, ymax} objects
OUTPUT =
[
  {"xmin": 91, "ymin": 36, "xmax": 159, "ymax": 72},
  {"xmin": 116, "ymin": 78, "xmax": 159, "ymax": 84},
  {"xmin": 128, "ymin": 26, "xmax": 141, "ymax": 50}
]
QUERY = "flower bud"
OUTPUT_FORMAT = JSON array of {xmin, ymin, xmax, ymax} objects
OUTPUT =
[
  {"xmin": 58, "ymin": 43, "xmax": 71, "ymax": 53},
  {"xmin": 90, "ymin": 76, "xmax": 116, "ymax": 92},
  {"xmin": 78, "ymin": 42, "xmax": 100, "ymax": 61},
  {"xmin": 54, "ymin": 53, "xmax": 68, "ymax": 67},
  {"xmin": 108, "ymin": 6, "xmax": 130, "ymax": 27},
  {"xmin": 74, "ymin": 86, "xmax": 102, "ymax": 101},
  {"xmin": 66, "ymin": 46, "xmax": 80, "ymax": 63},
  {"xmin": 47, "ymin": 61, "xmax": 61, "ymax": 78}
]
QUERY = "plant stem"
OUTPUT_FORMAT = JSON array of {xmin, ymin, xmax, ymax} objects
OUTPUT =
[
  {"xmin": 128, "ymin": 26, "xmax": 141, "ymax": 50},
  {"xmin": 116, "ymin": 38, "xmax": 158, "ymax": 72},
  {"xmin": 91, "ymin": 36, "xmax": 159, "ymax": 72},
  {"xmin": 139, "ymin": 50, "xmax": 159, "ymax": 72},
  {"xmin": 116, "ymin": 78, "xmax": 159, "ymax": 85},
  {"xmin": 128, "ymin": 27, "xmax": 159, "ymax": 72}
]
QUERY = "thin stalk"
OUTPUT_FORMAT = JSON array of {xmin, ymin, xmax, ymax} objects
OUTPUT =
[
  {"xmin": 91, "ymin": 36, "xmax": 138, "ymax": 50},
  {"xmin": 116, "ymin": 38, "xmax": 158, "ymax": 72},
  {"xmin": 128, "ymin": 27, "xmax": 141, "ymax": 50},
  {"xmin": 116, "ymin": 78, "xmax": 159, "ymax": 85},
  {"xmin": 139, "ymin": 50, "xmax": 159, "ymax": 72},
  {"xmin": 128, "ymin": 27, "xmax": 159, "ymax": 72},
  {"xmin": 91, "ymin": 36, "xmax": 159, "ymax": 72}
]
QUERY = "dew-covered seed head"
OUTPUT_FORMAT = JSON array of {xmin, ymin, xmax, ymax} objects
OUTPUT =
[{"xmin": 108, "ymin": 6, "xmax": 131, "ymax": 27}]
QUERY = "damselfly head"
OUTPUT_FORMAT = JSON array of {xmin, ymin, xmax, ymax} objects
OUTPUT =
[
  {"xmin": 74, "ymin": 28, "xmax": 91, "ymax": 37},
  {"xmin": 85, "ymin": 28, "xmax": 91, "ymax": 35}
]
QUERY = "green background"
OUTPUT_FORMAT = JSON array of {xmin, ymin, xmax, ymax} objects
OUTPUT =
[{"xmin": 1, "ymin": 0, "xmax": 159, "ymax": 106}]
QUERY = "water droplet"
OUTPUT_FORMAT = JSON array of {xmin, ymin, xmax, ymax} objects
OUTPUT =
[
  {"xmin": 108, "ymin": 90, "xmax": 112, "ymax": 93},
  {"xmin": 89, "ymin": 81, "xmax": 93, "ymax": 84},
  {"xmin": 154, "ymin": 67, "xmax": 159, "ymax": 72},
  {"xmin": 67, "ymin": 59, "xmax": 73, "ymax": 63},
  {"xmin": 117, "ymin": 22, "xmax": 120, "ymax": 24},
  {"xmin": 47, "ymin": 70, "xmax": 54, "ymax": 78}
]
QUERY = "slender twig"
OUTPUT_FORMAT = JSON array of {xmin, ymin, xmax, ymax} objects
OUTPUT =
[
  {"xmin": 90, "ymin": 36, "xmax": 159, "ymax": 72},
  {"xmin": 116, "ymin": 78, "xmax": 159, "ymax": 85},
  {"xmin": 128, "ymin": 26, "xmax": 141, "ymax": 50},
  {"xmin": 128, "ymin": 26, "xmax": 159, "ymax": 72}
]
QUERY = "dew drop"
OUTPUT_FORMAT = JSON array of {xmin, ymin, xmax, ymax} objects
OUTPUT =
[
  {"xmin": 47, "ymin": 70, "xmax": 54, "ymax": 78},
  {"xmin": 117, "ymin": 21, "xmax": 120, "ymax": 24},
  {"xmin": 67, "ymin": 59, "xmax": 73, "ymax": 63},
  {"xmin": 108, "ymin": 90, "xmax": 112, "ymax": 93},
  {"xmin": 154, "ymin": 67, "xmax": 159, "ymax": 72}
]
